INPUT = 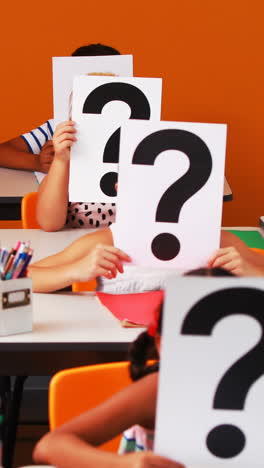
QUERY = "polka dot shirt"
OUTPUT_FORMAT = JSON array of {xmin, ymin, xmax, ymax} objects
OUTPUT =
[{"xmin": 65, "ymin": 202, "xmax": 116, "ymax": 228}]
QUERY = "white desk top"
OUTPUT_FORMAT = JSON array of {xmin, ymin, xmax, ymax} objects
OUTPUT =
[
  {"xmin": 0, "ymin": 166, "xmax": 233, "ymax": 200},
  {"xmin": 0, "ymin": 291, "xmax": 141, "ymax": 347},
  {"xmin": 0, "ymin": 228, "xmax": 141, "ymax": 350},
  {"xmin": 1, "ymin": 227, "xmax": 262, "ymax": 262},
  {"xmin": 0, "ymin": 228, "xmax": 91, "ymax": 262},
  {"xmin": 0, "ymin": 167, "xmax": 39, "ymax": 198}
]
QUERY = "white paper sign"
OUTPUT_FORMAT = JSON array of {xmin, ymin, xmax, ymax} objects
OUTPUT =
[
  {"xmin": 155, "ymin": 275, "xmax": 264, "ymax": 468},
  {"xmin": 52, "ymin": 55, "xmax": 133, "ymax": 126},
  {"xmin": 114, "ymin": 120, "xmax": 227, "ymax": 269},
  {"xmin": 69, "ymin": 76, "xmax": 162, "ymax": 202}
]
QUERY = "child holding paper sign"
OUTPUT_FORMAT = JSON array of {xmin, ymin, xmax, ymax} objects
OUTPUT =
[
  {"xmin": 0, "ymin": 43, "xmax": 121, "ymax": 174},
  {"xmin": 36, "ymin": 44, "xmax": 127, "ymax": 232},
  {"xmin": 36, "ymin": 118, "xmax": 117, "ymax": 231},
  {"xmin": 33, "ymin": 267, "xmax": 233, "ymax": 467},
  {"xmin": 33, "ymin": 294, "xmax": 183, "ymax": 467},
  {"xmin": 27, "ymin": 225, "xmax": 264, "ymax": 293}
]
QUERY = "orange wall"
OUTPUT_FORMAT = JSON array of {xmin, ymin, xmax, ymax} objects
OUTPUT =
[{"xmin": 1, "ymin": 0, "xmax": 263, "ymax": 226}]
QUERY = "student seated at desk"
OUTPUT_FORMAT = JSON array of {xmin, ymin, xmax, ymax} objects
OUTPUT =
[
  {"xmin": 0, "ymin": 43, "xmax": 120, "ymax": 174},
  {"xmin": 32, "ymin": 268, "xmax": 232, "ymax": 468},
  {"xmin": 38, "ymin": 44, "xmax": 121, "ymax": 231},
  {"xmin": 27, "ymin": 227, "xmax": 264, "ymax": 293}
]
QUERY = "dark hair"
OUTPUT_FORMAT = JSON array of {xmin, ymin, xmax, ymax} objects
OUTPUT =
[
  {"xmin": 128, "ymin": 267, "xmax": 234, "ymax": 381},
  {"xmin": 71, "ymin": 43, "xmax": 121, "ymax": 56},
  {"xmin": 184, "ymin": 267, "xmax": 235, "ymax": 277},
  {"xmin": 128, "ymin": 303, "xmax": 163, "ymax": 382}
]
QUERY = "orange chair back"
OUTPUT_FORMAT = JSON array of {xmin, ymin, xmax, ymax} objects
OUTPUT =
[
  {"xmin": 72, "ymin": 279, "xmax": 97, "ymax": 292},
  {"xmin": 250, "ymin": 247, "xmax": 264, "ymax": 255},
  {"xmin": 21, "ymin": 192, "xmax": 40, "ymax": 229},
  {"xmin": 49, "ymin": 362, "xmax": 132, "ymax": 452}
]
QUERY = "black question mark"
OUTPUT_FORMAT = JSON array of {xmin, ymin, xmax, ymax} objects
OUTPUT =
[
  {"xmin": 181, "ymin": 287, "xmax": 264, "ymax": 459},
  {"xmin": 132, "ymin": 129, "xmax": 212, "ymax": 261},
  {"xmin": 83, "ymin": 82, "xmax": 151, "ymax": 197}
]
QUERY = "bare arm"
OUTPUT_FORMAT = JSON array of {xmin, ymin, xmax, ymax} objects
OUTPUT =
[
  {"xmin": 0, "ymin": 137, "xmax": 54, "ymax": 172},
  {"xmin": 32, "ymin": 228, "xmax": 113, "ymax": 268},
  {"xmin": 28, "ymin": 244, "xmax": 130, "ymax": 293},
  {"xmin": 208, "ymin": 230, "xmax": 264, "ymax": 276},
  {"xmin": 33, "ymin": 373, "xmax": 183, "ymax": 468},
  {"xmin": 0, "ymin": 137, "xmax": 40, "ymax": 171},
  {"xmin": 27, "ymin": 228, "xmax": 132, "ymax": 293},
  {"xmin": 36, "ymin": 121, "xmax": 76, "ymax": 231}
]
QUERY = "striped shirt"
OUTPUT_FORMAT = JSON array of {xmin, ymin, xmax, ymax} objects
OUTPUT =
[
  {"xmin": 21, "ymin": 119, "xmax": 54, "ymax": 154},
  {"xmin": 118, "ymin": 425, "xmax": 154, "ymax": 453}
]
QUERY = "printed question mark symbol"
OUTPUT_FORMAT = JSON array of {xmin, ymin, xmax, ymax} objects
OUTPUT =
[
  {"xmin": 83, "ymin": 82, "xmax": 151, "ymax": 196},
  {"xmin": 132, "ymin": 129, "xmax": 212, "ymax": 261},
  {"xmin": 181, "ymin": 287, "xmax": 264, "ymax": 458}
]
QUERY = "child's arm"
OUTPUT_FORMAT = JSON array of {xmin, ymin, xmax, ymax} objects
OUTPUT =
[
  {"xmin": 33, "ymin": 373, "xmax": 184, "ymax": 468},
  {"xmin": 36, "ymin": 121, "xmax": 76, "ymax": 231},
  {"xmin": 27, "ymin": 228, "xmax": 117, "ymax": 292},
  {"xmin": 31, "ymin": 228, "xmax": 113, "ymax": 268},
  {"xmin": 0, "ymin": 137, "xmax": 53, "ymax": 172},
  {"xmin": 209, "ymin": 230, "xmax": 264, "ymax": 276},
  {"xmin": 28, "ymin": 244, "xmax": 130, "ymax": 293}
]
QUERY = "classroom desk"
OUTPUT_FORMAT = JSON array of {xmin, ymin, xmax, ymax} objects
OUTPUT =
[
  {"xmin": 0, "ymin": 225, "xmax": 261, "ymax": 468},
  {"xmin": 0, "ymin": 290, "xmax": 141, "ymax": 468},
  {"xmin": 0, "ymin": 167, "xmax": 233, "ymax": 224},
  {"xmin": 0, "ymin": 291, "xmax": 141, "ymax": 375},
  {"xmin": 0, "ymin": 226, "xmax": 141, "ymax": 468},
  {"xmin": 0, "ymin": 228, "xmax": 88, "ymax": 262},
  {"xmin": 0, "ymin": 168, "xmax": 38, "ymax": 221}
]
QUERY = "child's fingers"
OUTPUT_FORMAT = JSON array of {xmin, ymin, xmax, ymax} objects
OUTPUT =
[
  {"xmin": 99, "ymin": 250, "xmax": 124, "ymax": 273},
  {"xmin": 54, "ymin": 133, "xmax": 77, "ymax": 144},
  {"xmin": 97, "ymin": 258, "xmax": 118, "ymax": 277},
  {"xmin": 210, "ymin": 252, "xmax": 234, "ymax": 268},
  {"xmin": 208, "ymin": 247, "xmax": 239, "ymax": 268},
  {"xmin": 54, "ymin": 138, "xmax": 76, "ymax": 152},
  {"xmin": 56, "ymin": 120, "xmax": 75, "ymax": 129},
  {"xmin": 54, "ymin": 141, "xmax": 75, "ymax": 153},
  {"xmin": 99, "ymin": 245, "xmax": 131, "ymax": 262},
  {"xmin": 54, "ymin": 124, "xmax": 77, "ymax": 139},
  {"xmin": 95, "ymin": 267, "xmax": 114, "ymax": 279},
  {"xmin": 217, "ymin": 259, "xmax": 240, "ymax": 271},
  {"xmin": 207, "ymin": 250, "xmax": 223, "ymax": 267}
]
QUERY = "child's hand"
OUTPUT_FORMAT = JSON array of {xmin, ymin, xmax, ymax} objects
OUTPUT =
[
  {"xmin": 121, "ymin": 451, "xmax": 185, "ymax": 468},
  {"xmin": 70, "ymin": 244, "xmax": 131, "ymax": 282},
  {"xmin": 208, "ymin": 246, "xmax": 252, "ymax": 276},
  {"xmin": 53, "ymin": 120, "xmax": 77, "ymax": 162},
  {"xmin": 37, "ymin": 140, "xmax": 54, "ymax": 172}
]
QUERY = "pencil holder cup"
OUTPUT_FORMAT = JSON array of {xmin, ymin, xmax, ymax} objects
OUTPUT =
[{"xmin": 0, "ymin": 277, "xmax": 32, "ymax": 336}]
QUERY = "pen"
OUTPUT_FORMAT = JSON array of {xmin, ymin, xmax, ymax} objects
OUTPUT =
[
  {"xmin": 7, "ymin": 247, "xmax": 29, "ymax": 279},
  {"xmin": 18, "ymin": 250, "xmax": 33, "ymax": 278},
  {"xmin": 0, "ymin": 248, "xmax": 9, "ymax": 269},
  {"xmin": 3, "ymin": 253, "xmax": 16, "ymax": 277},
  {"xmin": 6, "ymin": 252, "xmax": 28, "ymax": 280},
  {"xmin": 2, "ymin": 241, "xmax": 22, "ymax": 277}
]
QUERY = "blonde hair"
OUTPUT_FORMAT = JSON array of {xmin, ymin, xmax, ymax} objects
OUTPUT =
[
  {"xmin": 87, "ymin": 72, "xmax": 117, "ymax": 76},
  {"xmin": 68, "ymin": 72, "xmax": 118, "ymax": 118}
]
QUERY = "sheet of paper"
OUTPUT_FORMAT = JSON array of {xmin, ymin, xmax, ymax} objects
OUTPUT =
[
  {"xmin": 69, "ymin": 75, "xmax": 162, "ymax": 202},
  {"xmin": 96, "ymin": 290, "xmax": 164, "ymax": 325},
  {"xmin": 52, "ymin": 55, "xmax": 133, "ymax": 127},
  {"xmin": 34, "ymin": 171, "xmax": 45, "ymax": 184},
  {"xmin": 155, "ymin": 275, "xmax": 264, "ymax": 467},
  {"xmin": 114, "ymin": 120, "xmax": 227, "ymax": 269}
]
